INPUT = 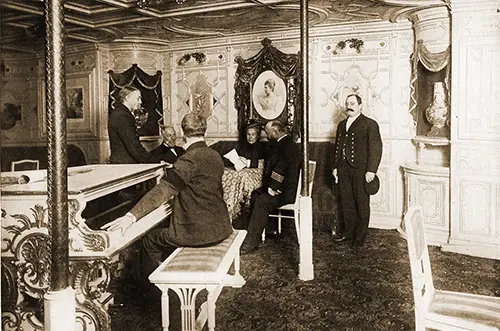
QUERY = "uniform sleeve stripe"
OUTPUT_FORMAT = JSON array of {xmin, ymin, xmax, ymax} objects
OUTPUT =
[{"xmin": 271, "ymin": 171, "xmax": 284, "ymax": 183}]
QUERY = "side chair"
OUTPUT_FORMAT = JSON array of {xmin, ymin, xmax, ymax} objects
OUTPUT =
[
  {"xmin": 404, "ymin": 205, "xmax": 500, "ymax": 331},
  {"xmin": 11, "ymin": 159, "xmax": 40, "ymax": 172},
  {"xmin": 264, "ymin": 160, "xmax": 317, "ymax": 244}
]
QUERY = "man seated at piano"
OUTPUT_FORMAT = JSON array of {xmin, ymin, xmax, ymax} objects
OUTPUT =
[
  {"xmin": 150, "ymin": 124, "xmax": 185, "ymax": 164},
  {"xmin": 102, "ymin": 113, "xmax": 232, "ymax": 291}
]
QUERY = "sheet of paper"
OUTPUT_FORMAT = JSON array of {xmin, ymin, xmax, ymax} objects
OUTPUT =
[{"xmin": 223, "ymin": 149, "xmax": 247, "ymax": 171}]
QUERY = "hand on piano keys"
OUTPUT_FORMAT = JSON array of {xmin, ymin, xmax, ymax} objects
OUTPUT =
[{"xmin": 101, "ymin": 212, "xmax": 136, "ymax": 235}]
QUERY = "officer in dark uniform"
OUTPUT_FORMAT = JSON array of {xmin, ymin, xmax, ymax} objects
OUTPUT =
[{"xmin": 332, "ymin": 94, "xmax": 383, "ymax": 247}]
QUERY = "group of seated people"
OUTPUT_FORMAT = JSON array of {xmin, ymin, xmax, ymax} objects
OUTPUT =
[{"xmin": 106, "ymin": 86, "xmax": 301, "ymax": 301}]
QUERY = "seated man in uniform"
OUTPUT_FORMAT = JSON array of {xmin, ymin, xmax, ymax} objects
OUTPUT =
[
  {"xmin": 102, "ymin": 113, "xmax": 232, "ymax": 286},
  {"xmin": 239, "ymin": 120, "xmax": 301, "ymax": 254}
]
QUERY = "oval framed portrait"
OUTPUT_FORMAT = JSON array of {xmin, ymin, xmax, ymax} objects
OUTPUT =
[{"xmin": 252, "ymin": 70, "xmax": 286, "ymax": 120}]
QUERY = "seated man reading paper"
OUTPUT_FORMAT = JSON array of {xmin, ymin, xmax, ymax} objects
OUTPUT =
[{"xmin": 102, "ymin": 113, "xmax": 232, "ymax": 290}]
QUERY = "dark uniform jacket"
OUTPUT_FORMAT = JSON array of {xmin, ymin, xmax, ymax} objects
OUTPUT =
[
  {"xmin": 333, "ymin": 114, "xmax": 383, "ymax": 173},
  {"xmin": 262, "ymin": 135, "xmax": 301, "ymax": 204},
  {"xmin": 129, "ymin": 141, "xmax": 232, "ymax": 246},
  {"xmin": 108, "ymin": 104, "xmax": 160, "ymax": 164},
  {"xmin": 150, "ymin": 143, "xmax": 185, "ymax": 164}
]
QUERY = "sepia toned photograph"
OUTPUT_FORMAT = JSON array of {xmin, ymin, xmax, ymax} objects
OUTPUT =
[
  {"xmin": 252, "ymin": 70, "xmax": 286, "ymax": 120},
  {"xmin": 1, "ymin": 1, "xmax": 499, "ymax": 331}
]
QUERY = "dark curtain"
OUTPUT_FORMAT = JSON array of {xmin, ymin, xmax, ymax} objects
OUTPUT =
[
  {"xmin": 234, "ymin": 38, "xmax": 302, "ymax": 142},
  {"xmin": 108, "ymin": 64, "xmax": 162, "ymax": 137}
]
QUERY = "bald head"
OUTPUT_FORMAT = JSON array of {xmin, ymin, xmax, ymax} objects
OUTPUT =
[
  {"xmin": 264, "ymin": 120, "xmax": 286, "ymax": 141},
  {"xmin": 161, "ymin": 125, "xmax": 177, "ymax": 147}
]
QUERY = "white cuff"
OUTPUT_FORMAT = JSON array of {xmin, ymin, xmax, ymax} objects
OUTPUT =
[{"xmin": 125, "ymin": 212, "xmax": 137, "ymax": 222}]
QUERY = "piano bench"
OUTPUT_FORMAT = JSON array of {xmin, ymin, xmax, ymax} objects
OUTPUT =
[{"xmin": 148, "ymin": 229, "xmax": 247, "ymax": 331}]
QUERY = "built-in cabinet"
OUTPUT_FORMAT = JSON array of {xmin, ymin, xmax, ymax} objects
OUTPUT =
[{"xmin": 402, "ymin": 136, "xmax": 450, "ymax": 246}]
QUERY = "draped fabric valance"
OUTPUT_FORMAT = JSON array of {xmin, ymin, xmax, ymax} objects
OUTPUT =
[
  {"xmin": 234, "ymin": 38, "xmax": 302, "ymax": 141},
  {"xmin": 108, "ymin": 64, "xmax": 163, "ymax": 137},
  {"xmin": 409, "ymin": 40, "xmax": 451, "ymax": 121}
]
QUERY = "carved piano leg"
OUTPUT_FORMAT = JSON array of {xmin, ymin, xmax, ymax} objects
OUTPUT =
[
  {"xmin": 70, "ymin": 259, "xmax": 120, "ymax": 331},
  {"xmin": 1, "ymin": 224, "xmax": 119, "ymax": 331},
  {"xmin": 2, "ymin": 260, "xmax": 45, "ymax": 331}
]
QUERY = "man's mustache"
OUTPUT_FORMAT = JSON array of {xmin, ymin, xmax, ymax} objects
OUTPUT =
[{"xmin": 346, "ymin": 108, "xmax": 354, "ymax": 112}]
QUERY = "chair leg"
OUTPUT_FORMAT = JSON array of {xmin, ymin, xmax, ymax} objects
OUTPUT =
[
  {"xmin": 278, "ymin": 212, "xmax": 282, "ymax": 235},
  {"xmin": 294, "ymin": 211, "xmax": 300, "ymax": 244}
]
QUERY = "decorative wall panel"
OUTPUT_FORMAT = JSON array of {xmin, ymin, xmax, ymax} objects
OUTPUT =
[
  {"xmin": 446, "ymin": 0, "xmax": 500, "ymax": 259},
  {"xmin": 459, "ymin": 181, "xmax": 491, "ymax": 235},
  {"xmin": 1, "ymin": 57, "xmax": 40, "ymax": 145},
  {"xmin": 456, "ymin": 144, "xmax": 500, "ymax": 176},
  {"xmin": 458, "ymin": 39, "xmax": 500, "ymax": 140}
]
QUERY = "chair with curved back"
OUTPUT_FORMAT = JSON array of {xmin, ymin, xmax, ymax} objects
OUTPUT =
[
  {"xmin": 263, "ymin": 160, "xmax": 317, "ymax": 244},
  {"xmin": 11, "ymin": 159, "xmax": 40, "ymax": 172},
  {"xmin": 404, "ymin": 205, "xmax": 500, "ymax": 331}
]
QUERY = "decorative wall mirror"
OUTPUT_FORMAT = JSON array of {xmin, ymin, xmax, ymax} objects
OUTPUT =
[
  {"xmin": 108, "ymin": 64, "xmax": 163, "ymax": 139},
  {"xmin": 234, "ymin": 38, "xmax": 302, "ymax": 141}
]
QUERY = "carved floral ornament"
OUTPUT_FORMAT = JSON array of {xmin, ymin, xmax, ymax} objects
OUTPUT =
[
  {"xmin": 177, "ymin": 52, "xmax": 206, "ymax": 66},
  {"xmin": 328, "ymin": 38, "xmax": 365, "ymax": 55}
]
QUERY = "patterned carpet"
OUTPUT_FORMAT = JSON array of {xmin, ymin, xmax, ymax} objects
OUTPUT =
[{"xmin": 111, "ymin": 228, "xmax": 500, "ymax": 331}]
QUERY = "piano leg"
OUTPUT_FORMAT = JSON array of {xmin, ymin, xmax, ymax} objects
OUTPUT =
[{"xmin": 1, "ymin": 255, "xmax": 118, "ymax": 331}]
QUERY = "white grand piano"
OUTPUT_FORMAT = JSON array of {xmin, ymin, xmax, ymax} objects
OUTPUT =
[{"xmin": 1, "ymin": 164, "xmax": 171, "ymax": 331}]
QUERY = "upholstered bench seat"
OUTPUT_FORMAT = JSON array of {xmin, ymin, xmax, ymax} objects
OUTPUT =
[{"xmin": 149, "ymin": 229, "xmax": 247, "ymax": 331}]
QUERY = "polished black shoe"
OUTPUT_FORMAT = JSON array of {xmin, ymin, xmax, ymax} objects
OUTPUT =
[
  {"xmin": 240, "ymin": 242, "xmax": 259, "ymax": 255},
  {"xmin": 331, "ymin": 233, "xmax": 344, "ymax": 241},
  {"xmin": 265, "ymin": 230, "xmax": 280, "ymax": 239},
  {"xmin": 333, "ymin": 235, "xmax": 352, "ymax": 243}
]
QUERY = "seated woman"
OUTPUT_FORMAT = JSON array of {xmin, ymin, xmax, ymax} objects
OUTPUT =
[
  {"xmin": 223, "ymin": 123, "xmax": 266, "ymax": 169},
  {"xmin": 237, "ymin": 123, "xmax": 266, "ymax": 168}
]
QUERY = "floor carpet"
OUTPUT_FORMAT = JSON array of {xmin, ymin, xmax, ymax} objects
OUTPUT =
[{"xmin": 111, "ymin": 228, "xmax": 500, "ymax": 331}]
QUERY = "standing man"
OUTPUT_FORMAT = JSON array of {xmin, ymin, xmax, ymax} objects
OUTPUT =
[
  {"xmin": 150, "ymin": 125, "xmax": 185, "ymax": 164},
  {"xmin": 332, "ymin": 94, "xmax": 383, "ymax": 247},
  {"xmin": 108, "ymin": 85, "xmax": 160, "ymax": 164},
  {"xmin": 102, "ymin": 113, "xmax": 232, "ymax": 280},
  {"xmin": 240, "ymin": 120, "xmax": 300, "ymax": 254}
]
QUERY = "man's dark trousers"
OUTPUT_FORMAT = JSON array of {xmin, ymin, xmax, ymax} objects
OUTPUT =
[
  {"xmin": 245, "ymin": 188, "xmax": 282, "ymax": 244},
  {"xmin": 337, "ymin": 158, "xmax": 370, "ymax": 243}
]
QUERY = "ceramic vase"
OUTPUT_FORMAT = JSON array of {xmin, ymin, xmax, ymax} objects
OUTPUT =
[{"xmin": 425, "ymin": 82, "xmax": 449, "ymax": 137}]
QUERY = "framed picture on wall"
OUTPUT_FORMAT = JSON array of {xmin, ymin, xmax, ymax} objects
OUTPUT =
[
  {"xmin": 251, "ymin": 70, "xmax": 287, "ymax": 121},
  {"xmin": 39, "ymin": 69, "xmax": 98, "ymax": 138},
  {"xmin": 234, "ymin": 38, "xmax": 302, "ymax": 141},
  {"xmin": 66, "ymin": 87, "xmax": 84, "ymax": 119}
]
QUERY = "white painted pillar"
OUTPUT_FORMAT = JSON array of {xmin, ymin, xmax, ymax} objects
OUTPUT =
[
  {"xmin": 44, "ymin": 287, "xmax": 76, "ymax": 331},
  {"xmin": 298, "ymin": 195, "xmax": 314, "ymax": 280}
]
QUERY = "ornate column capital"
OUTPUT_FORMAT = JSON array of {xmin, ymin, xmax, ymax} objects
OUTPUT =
[{"xmin": 408, "ymin": 6, "xmax": 450, "ymax": 53}]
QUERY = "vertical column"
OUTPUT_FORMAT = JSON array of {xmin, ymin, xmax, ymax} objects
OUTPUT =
[
  {"xmin": 43, "ymin": 0, "xmax": 75, "ymax": 330},
  {"xmin": 299, "ymin": 0, "xmax": 314, "ymax": 281},
  {"xmin": 445, "ymin": 0, "xmax": 500, "ymax": 258}
]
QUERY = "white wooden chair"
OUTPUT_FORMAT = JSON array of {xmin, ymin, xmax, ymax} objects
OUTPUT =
[
  {"xmin": 11, "ymin": 159, "xmax": 40, "ymax": 172},
  {"xmin": 264, "ymin": 160, "xmax": 316, "ymax": 244},
  {"xmin": 404, "ymin": 205, "xmax": 500, "ymax": 331}
]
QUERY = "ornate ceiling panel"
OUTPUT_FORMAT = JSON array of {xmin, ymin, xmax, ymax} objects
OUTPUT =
[{"xmin": 0, "ymin": 0, "xmax": 447, "ymax": 52}]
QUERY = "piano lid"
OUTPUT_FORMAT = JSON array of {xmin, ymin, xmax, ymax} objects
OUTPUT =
[{"xmin": 1, "ymin": 164, "xmax": 165, "ymax": 196}]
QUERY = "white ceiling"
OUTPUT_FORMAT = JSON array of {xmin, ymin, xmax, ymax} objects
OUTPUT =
[{"xmin": 1, "ymin": 0, "xmax": 447, "ymax": 53}]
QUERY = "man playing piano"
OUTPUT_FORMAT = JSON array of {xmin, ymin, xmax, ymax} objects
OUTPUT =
[{"xmin": 102, "ymin": 113, "xmax": 232, "ymax": 289}]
